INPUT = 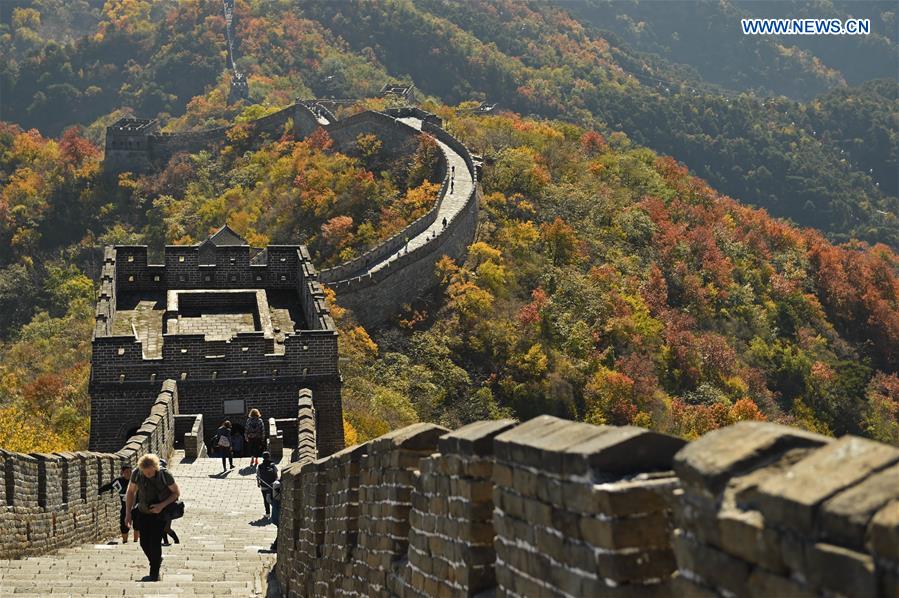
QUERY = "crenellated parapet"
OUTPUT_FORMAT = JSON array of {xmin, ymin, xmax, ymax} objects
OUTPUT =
[
  {"xmin": 89, "ymin": 227, "xmax": 343, "ymax": 456},
  {"xmin": 0, "ymin": 383, "xmax": 179, "ymax": 560},
  {"xmin": 274, "ymin": 416, "xmax": 899, "ymax": 597}
]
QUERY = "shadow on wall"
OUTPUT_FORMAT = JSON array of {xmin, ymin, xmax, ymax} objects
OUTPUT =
[{"xmin": 274, "ymin": 416, "xmax": 899, "ymax": 597}]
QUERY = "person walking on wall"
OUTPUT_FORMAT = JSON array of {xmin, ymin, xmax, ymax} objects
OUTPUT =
[
  {"xmin": 245, "ymin": 409, "xmax": 266, "ymax": 466},
  {"xmin": 124, "ymin": 454, "xmax": 180, "ymax": 582},
  {"xmin": 214, "ymin": 420, "xmax": 234, "ymax": 472},
  {"xmin": 231, "ymin": 427, "xmax": 244, "ymax": 460},
  {"xmin": 100, "ymin": 464, "xmax": 137, "ymax": 544},
  {"xmin": 256, "ymin": 451, "xmax": 279, "ymax": 518},
  {"xmin": 442, "ymin": 217, "xmax": 447, "ymax": 228}
]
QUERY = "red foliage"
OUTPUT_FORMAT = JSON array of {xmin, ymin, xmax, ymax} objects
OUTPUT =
[
  {"xmin": 307, "ymin": 128, "xmax": 334, "ymax": 151},
  {"xmin": 59, "ymin": 127, "xmax": 99, "ymax": 167}
]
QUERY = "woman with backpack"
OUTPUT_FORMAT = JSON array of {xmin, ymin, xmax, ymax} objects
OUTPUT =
[
  {"xmin": 245, "ymin": 408, "xmax": 265, "ymax": 466},
  {"xmin": 214, "ymin": 420, "xmax": 234, "ymax": 472}
]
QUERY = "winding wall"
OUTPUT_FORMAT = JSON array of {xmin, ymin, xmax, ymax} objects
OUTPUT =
[{"xmin": 104, "ymin": 104, "xmax": 480, "ymax": 328}]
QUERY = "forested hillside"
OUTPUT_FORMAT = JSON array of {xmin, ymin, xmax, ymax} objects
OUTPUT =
[
  {"xmin": 0, "ymin": 0, "xmax": 896, "ymax": 451},
  {"xmin": 567, "ymin": 0, "xmax": 899, "ymax": 100}
]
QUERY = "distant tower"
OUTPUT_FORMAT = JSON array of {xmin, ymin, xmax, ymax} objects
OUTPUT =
[
  {"xmin": 103, "ymin": 117, "xmax": 158, "ymax": 173},
  {"xmin": 379, "ymin": 83, "xmax": 417, "ymax": 104},
  {"xmin": 229, "ymin": 72, "xmax": 250, "ymax": 104},
  {"xmin": 89, "ymin": 225, "xmax": 344, "ymax": 456}
]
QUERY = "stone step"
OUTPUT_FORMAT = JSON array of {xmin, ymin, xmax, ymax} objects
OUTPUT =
[{"xmin": 0, "ymin": 452, "xmax": 277, "ymax": 598}]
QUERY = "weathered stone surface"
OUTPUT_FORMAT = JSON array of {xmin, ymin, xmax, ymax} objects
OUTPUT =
[
  {"xmin": 804, "ymin": 542, "xmax": 877, "ymax": 597},
  {"xmin": 493, "ymin": 415, "xmax": 602, "ymax": 469},
  {"xmin": 869, "ymin": 499, "xmax": 899, "ymax": 562},
  {"xmin": 437, "ymin": 419, "xmax": 517, "ymax": 456},
  {"xmin": 672, "ymin": 529, "xmax": 751, "ymax": 594},
  {"xmin": 748, "ymin": 435, "xmax": 899, "ymax": 533},
  {"xmin": 563, "ymin": 426, "xmax": 686, "ymax": 478},
  {"xmin": 818, "ymin": 462, "xmax": 899, "ymax": 548},
  {"xmin": 746, "ymin": 568, "xmax": 816, "ymax": 598},
  {"xmin": 673, "ymin": 421, "xmax": 830, "ymax": 496},
  {"xmin": 717, "ymin": 506, "xmax": 786, "ymax": 573}
]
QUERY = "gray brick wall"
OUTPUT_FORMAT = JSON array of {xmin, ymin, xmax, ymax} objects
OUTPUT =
[{"xmin": 1, "ymin": 384, "xmax": 179, "ymax": 559}]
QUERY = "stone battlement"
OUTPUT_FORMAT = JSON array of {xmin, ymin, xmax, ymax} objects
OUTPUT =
[
  {"xmin": 273, "ymin": 416, "xmax": 899, "ymax": 597},
  {"xmin": 0, "ymin": 383, "xmax": 178, "ymax": 560},
  {"xmin": 89, "ymin": 227, "xmax": 344, "ymax": 457}
]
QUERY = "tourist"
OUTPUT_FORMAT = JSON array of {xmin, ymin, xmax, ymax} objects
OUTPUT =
[
  {"xmin": 442, "ymin": 217, "xmax": 447, "ymax": 228},
  {"xmin": 256, "ymin": 451, "xmax": 279, "ymax": 518},
  {"xmin": 155, "ymin": 459, "xmax": 180, "ymax": 547},
  {"xmin": 100, "ymin": 464, "xmax": 136, "ymax": 544},
  {"xmin": 245, "ymin": 408, "xmax": 266, "ymax": 466},
  {"xmin": 231, "ymin": 427, "xmax": 244, "ymax": 460},
  {"xmin": 124, "ymin": 454, "xmax": 180, "ymax": 582},
  {"xmin": 214, "ymin": 420, "xmax": 234, "ymax": 471}
]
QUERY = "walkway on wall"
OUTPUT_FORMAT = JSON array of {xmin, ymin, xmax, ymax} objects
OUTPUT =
[
  {"xmin": 368, "ymin": 117, "xmax": 474, "ymax": 275},
  {"xmin": 0, "ymin": 452, "xmax": 278, "ymax": 597}
]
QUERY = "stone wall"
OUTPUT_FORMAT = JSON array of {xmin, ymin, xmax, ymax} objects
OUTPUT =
[
  {"xmin": 274, "ymin": 416, "xmax": 685, "ymax": 596},
  {"xmin": 325, "ymin": 125, "xmax": 479, "ymax": 328},
  {"xmin": 103, "ymin": 104, "xmax": 480, "ymax": 331},
  {"xmin": 671, "ymin": 421, "xmax": 899, "ymax": 597},
  {"xmin": 0, "ymin": 383, "xmax": 179, "ymax": 559},
  {"xmin": 274, "ymin": 416, "xmax": 899, "ymax": 597}
]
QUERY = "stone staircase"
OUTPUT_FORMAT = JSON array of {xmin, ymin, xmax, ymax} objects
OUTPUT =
[{"xmin": 0, "ymin": 451, "xmax": 278, "ymax": 597}]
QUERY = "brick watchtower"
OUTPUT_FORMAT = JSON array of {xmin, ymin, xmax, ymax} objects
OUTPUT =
[{"xmin": 89, "ymin": 225, "xmax": 344, "ymax": 456}]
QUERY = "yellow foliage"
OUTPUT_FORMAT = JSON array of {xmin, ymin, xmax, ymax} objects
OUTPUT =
[
  {"xmin": 0, "ymin": 405, "xmax": 68, "ymax": 453},
  {"xmin": 343, "ymin": 419, "xmax": 359, "ymax": 447}
]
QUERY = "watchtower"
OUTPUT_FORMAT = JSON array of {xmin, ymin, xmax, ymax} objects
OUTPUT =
[
  {"xmin": 89, "ymin": 225, "xmax": 344, "ymax": 456},
  {"xmin": 103, "ymin": 117, "xmax": 158, "ymax": 172}
]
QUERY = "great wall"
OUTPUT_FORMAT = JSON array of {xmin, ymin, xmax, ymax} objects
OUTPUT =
[
  {"xmin": 5, "ymin": 86, "xmax": 899, "ymax": 598},
  {"xmin": 103, "ymin": 101, "xmax": 479, "ymax": 330},
  {"xmin": 3, "ymin": 8, "xmax": 899, "ymax": 597},
  {"xmin": 5, "ymin": 383, "xmax": 899, "ymax": 596}
]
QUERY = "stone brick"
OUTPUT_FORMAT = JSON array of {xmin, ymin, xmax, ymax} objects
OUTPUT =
[
  {"xmin": 818, "ymin": 462, "xmax": 899, "ymax": 549},
  {"xmin": 562, "ymin": 426, "xmax": 686, "ymax": 479},
  {"xmin": 716, "ymin": 506, "xmax": 786, "ymax": 573},
  {"xmin": 804, "ymin": 542, "xmax": 877, "ymax": 597},
  {"xmin": 437, "ymin": 419, "xmax": 517, "ymax": 456},
  {"xmin": 746, "ymin": 568, "xmax": 815, "ymax": 598},
  {"xmin": 869, "ymin": 499, "xmax": 899, "ymax": 562},
  {"xmin": 747, "ymin": 435, "xmax": 899, "ymax": 533},
  {"xmin": 672, "ymin": 530, "xmax": 751, "ymax": 594},
  {"xmin": 673, "ymin": 421, "xmax": 830, "ymax": 497}
]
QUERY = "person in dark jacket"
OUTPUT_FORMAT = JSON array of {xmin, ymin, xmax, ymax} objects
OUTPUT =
[
  {"xmin": 100, "ymin": 464, "xmax": 136, "ymax": 544},
  {"xmin": 256, "ymin": 451, "xmax": 279, "ymax": 518},
  {"xmin": 214, "ymin": 420, "xmax": 234, "ymax": 472},
  {"xmin": 245, "ymin": 409, "xmax": 265, "ymax": 466}
]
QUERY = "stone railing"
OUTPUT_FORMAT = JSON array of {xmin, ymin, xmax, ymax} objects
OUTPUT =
[
  {"xmin": 274, "ymin": 416, "xmax": 899, "ymax": 597},
  {"xmin": 0, "ymin": 381, "xmax": 179, "ymax": 559},
  {"xmin": 293, "ymin": 389, "xmax": 317, "ymax": 464},
  {"xmin": 175, "ymin": 413, "xmax": 206, "ymax": 459}
]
